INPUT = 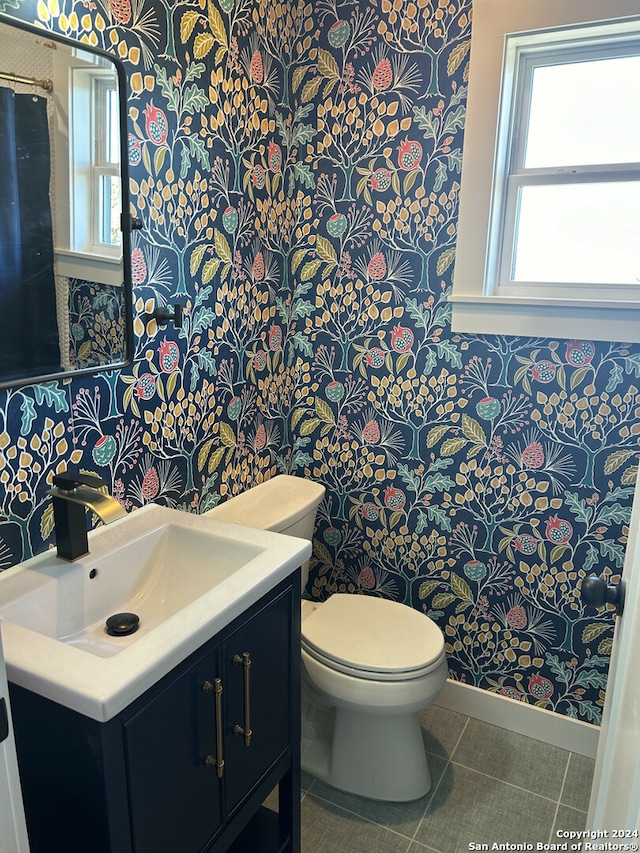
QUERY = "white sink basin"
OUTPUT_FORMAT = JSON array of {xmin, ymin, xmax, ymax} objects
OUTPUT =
[
  {"xmin": 0, "ymin": 524, "xmax": 262, "ymax": 655},
  {"xmin": 0, "ymin": 504, "xmax": 310, "ymax": 721}
]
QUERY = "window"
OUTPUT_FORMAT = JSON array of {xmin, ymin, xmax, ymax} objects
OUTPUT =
[
  {"xmin": 450, "ymin": 1, "xmax": 640, "ymax": 342},
  {"xmin": 69, "ymin": 67, "xmax": 121, "ymax": 258},
  {"xmin": 53, "ymin": 51, "xmax": 123, "ymax": 286},
  {"xmin": 93, "ymin": 77, "xmax": 122, "ymax": 252}
]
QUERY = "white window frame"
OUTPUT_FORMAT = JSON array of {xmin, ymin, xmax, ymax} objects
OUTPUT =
[{"xmin": 450, "ymin": 0, "xmax": 640, "ymax": 343}]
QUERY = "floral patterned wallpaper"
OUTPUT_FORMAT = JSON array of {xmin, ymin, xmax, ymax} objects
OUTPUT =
[
  {"xmin": 69, "ymin": 279, "xmax": 127, "ymax": 369},
  {"xmin": 0, "ymin": 0, "xmax": 638, "ymax": 725}
]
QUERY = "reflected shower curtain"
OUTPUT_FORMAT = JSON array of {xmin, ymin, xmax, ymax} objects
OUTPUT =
[{"xmin": 0, "ymin": 88, "xmax": 60, "ymax": 380}]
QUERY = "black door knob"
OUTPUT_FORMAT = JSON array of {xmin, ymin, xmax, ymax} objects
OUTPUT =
[
  {"xmin": 581, "ymin": 574, "xmax": 626, "ymax": 616},
  {"xmin": 0, "ymin": 698, "xmax": 8, "ymax": 743}
]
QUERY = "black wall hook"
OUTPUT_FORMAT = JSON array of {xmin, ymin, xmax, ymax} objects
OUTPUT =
[{"xmin": 153, "ymin": 303, "xmax": 183, "ymax": 328}]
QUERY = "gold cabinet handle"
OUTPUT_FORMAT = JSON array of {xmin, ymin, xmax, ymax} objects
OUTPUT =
[
  {"xmin": 202, "ymin": 678, "xmax": 225, "ymax": 777},
  {"xmin": 233, "ymin": 652, "xmax": 252, "ymax": 747}
]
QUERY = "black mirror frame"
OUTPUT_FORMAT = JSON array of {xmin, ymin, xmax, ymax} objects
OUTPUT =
[{"xmin": 0, "ymin": 12, "xmax": 134, "ymax": 390}]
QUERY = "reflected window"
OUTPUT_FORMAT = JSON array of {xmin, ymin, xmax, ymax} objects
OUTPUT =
[
  {"xmin": 69, "ymin": 66, "xmax": 121, "ymax": 258},
  {"xmin": 95, "ymin": 78, "xmax": 121, "ymax": 249}
]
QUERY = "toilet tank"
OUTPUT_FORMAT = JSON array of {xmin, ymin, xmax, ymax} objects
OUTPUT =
[{"xmin": 203, "ymin": 475, "xmax": 325, "ymax": 586}]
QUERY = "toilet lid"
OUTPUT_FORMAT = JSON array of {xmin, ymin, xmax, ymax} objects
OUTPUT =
[{"xmin": 301, "ymin": 594, "xmax": 445, "ymax": 676}]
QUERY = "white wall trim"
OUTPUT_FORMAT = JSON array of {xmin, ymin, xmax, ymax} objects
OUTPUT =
[{"xmin": 435, "ymin": 679, "xmax": 599, "ymax": 758}]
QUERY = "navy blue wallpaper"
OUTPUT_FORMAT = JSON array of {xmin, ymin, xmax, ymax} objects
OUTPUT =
[{"xmin": 69, "ymin": 279, "xmax": 126, "ymax": 369}]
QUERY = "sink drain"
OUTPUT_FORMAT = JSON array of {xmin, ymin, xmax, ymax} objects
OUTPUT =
[{"xmin": 105, "ymin": 612, "xmax": 140, "ymax": 636}]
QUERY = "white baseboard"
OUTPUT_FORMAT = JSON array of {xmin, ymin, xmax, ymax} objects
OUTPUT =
[{"xmin": 435, "ymin": 679, "xmax": 599, "ymax": 759}]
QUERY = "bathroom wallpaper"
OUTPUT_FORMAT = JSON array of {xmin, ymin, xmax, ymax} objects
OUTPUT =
[
  {"xmin": 0, "ymin": 0, "xmax": 638, "ymax": 726},
  {"xmin": 69, "ymin": 279, "xmax": 127, "ymax": 369}
]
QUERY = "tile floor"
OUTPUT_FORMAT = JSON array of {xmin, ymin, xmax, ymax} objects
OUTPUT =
[{"xmin": 274, "ymin": 704, "xmax": 595, "ymax": 853}]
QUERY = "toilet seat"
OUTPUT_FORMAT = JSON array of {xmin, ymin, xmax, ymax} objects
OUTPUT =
[
  {"xmin": 302, "ymin": 643, "xmax": 446, "ymax": 681},
  {"xmin": 301, "ymin": 594, "xmax": 445, "ymax": 682}
]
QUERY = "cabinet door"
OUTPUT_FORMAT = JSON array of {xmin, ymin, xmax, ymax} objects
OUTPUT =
[
  {"xmin": 124, "ymin": 646, "xmax": 224, "ymax": 853},
  {"xmin": 223, "ymin": 587, "xmax": 293, "ymax": 814}
]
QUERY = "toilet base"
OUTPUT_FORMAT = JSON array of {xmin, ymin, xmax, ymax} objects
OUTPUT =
[{"xmin": 302, "ymin": 704, "xmax": 432, "ymax": 802}]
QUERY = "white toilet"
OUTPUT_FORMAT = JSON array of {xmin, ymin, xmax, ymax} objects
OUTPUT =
[{"xmin": 204, "ymin": 475, "xmax": 447, "ymax": 802}]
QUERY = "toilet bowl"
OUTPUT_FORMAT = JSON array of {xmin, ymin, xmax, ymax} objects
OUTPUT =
[{"xmin": 204, "ymin": 475, "xmax": 447, "ymax": 801}]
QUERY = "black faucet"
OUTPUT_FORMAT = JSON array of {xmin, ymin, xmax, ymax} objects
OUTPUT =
[{"xmin": 47, "ymin": 471, "xmax": 127, "ymax": 561}]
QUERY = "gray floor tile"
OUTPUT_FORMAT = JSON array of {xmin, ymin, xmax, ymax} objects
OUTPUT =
[
  {"xmin": 413, "ymin": 762, "xmax": 558, "ymax": 852},
  {"xmin": 308, "ymin": 754, "xmax": 448, "ymax": 838},
  {"xmin": 452, "ymin": 718, "xmax": 569, "ymax": 799},
  {"xmin": 264, "ymin": 770, "xmax": 316, "ymax": 812},
  {"xmin": 295, "ymin": 715, "xmax": 591, "ymax": 852},
  {"xmin": 421, "ymin": 704, "xmax": 469, "ymax": 760},
  {"xmin": 302, "ymin": 770, "xmax": 316, "ymax": 792},
  {"xmin": 301, "ymin": 793, "xmax": 414, "ymax": 853},
  {"xmin": 561, "ymin": 753, "xmax": 595, "ymax": 811},
  {"xmin": 263, "ymin": 785, "xmax": 278, "ymax": 812},
  {"xmin": 553, "ymin": 804, "xmax": 588, "ymax": 837}
]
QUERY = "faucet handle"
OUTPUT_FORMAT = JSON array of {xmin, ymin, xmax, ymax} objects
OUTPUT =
[{"xmin": 53, "ymin": 471, "xmax": 107, "ymax": 492}]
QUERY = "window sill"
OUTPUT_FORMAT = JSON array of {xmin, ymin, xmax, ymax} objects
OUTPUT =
[
  {"xmin": 449, "ymin": 294, "xmax": 640, "ymax": 343},
  {"xmin": 55, "ymin": 249, "xmax": 123, "ymax": 288}
]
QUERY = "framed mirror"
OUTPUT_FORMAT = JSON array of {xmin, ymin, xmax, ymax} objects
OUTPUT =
[{"xmin": 0, "ymin": 14, "xmax": 133, "ymax": 389}]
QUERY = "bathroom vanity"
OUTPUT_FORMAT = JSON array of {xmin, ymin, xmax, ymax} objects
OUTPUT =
[
  {"xmin": 9, "ymin": 573, "xmax": 301, "ymax": 853},
  {"xmin": 0, "ymin": 505, "xmax": 310, "ymax": 853}
]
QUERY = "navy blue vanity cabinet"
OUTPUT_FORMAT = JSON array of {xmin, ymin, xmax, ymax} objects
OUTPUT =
[
  {"xmin": 222, "ymin": 586, "xmax": 292, "ymax": 816},
  {"xmin": 123, "ymin": 643, "xmax": 225, "ymax": 853},
  {"xmin": 9, "ymin": 572, "xmax": 301, "ymax": 853},
  {"xmin": 124, "ymin": 579, "xmax": 298, "ymax": 853}
]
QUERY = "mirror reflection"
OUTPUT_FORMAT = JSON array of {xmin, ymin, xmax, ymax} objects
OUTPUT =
[{"xmin": 0, "ymin": 16, "xmax": 132, "ymax": 388}]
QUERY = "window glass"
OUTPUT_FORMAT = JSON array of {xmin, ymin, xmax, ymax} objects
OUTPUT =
[
  {"xmin": 524, "ymin": 55, "xmax": 640, "ymax": 168},
  {"xmin": 99, "ymin": 175, "xmax": 121, "ymax": 246},
  {"xmin": 92, "ymin": 77, "xmax": 121, "ymax": 251},
  {"xmin": 105, "ymin": 86, "xmax": 120, "ymax": 166},
  {"xmin": 512, "ymin": 181, "xmax": 640, "ymax": 284}
]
